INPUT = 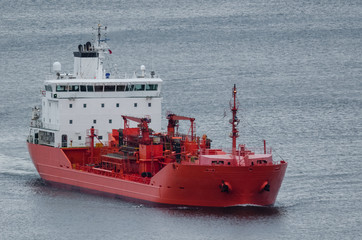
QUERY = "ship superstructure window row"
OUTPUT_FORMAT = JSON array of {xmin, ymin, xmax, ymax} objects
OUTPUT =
[
  {"xmin": 63, "ymin": 102, "xmax": 152, "ymax": 110},
  {"xmin": 54, "ymin": 84, "xmax": 158, "ymax": 92}
]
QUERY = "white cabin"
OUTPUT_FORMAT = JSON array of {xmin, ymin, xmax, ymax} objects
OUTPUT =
[{"xmin": 28, "ymin": 25, "xmax": 162, "ymax": 148}]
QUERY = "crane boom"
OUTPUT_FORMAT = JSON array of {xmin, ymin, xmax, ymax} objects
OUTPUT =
[
  {"xmin": 122, "ymin": 115, "xmax": 151, "ymax": 144},
  {"xmin": 167, "ymin": 114, "xmax": 195, "ymax": 140}
]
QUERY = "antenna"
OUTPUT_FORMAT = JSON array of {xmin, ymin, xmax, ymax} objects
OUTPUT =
[
  {"xmin": 151, "ymin": 47, "xmax": 154, "ymax": 71},
  {"xmin": 230, "ymin": 84, "xmax": 240, "ymax": 157},
  {"xmin": 150, "ymin": 47, "xmax": 156, "ymax": 78},
  {"xmin": 97, "ymin": 23, "xmax": 101, "ymax": 45}
]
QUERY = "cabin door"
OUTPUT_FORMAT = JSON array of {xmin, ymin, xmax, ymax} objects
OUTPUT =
[
  {"xmin": 34, "ymin": 132, "xmax": 39, "ymax": 144},
  {"xmin": 61, "ymin": 134, "xmax": 67, "ymax": 147}
]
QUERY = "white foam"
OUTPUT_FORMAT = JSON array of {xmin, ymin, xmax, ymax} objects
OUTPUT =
[{"xmin": 0, "ymin": 153, "xmax": 37, "ymax": 176}]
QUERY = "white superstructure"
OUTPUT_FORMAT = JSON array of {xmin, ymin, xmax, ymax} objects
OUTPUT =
[{"xmin": 28, "ymin": 25, "xmax": 162, "ymax": 148}]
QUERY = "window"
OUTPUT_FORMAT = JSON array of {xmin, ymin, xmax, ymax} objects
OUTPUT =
[
  {"xmin": 87, "ymin": 85, "xmax": 94, "ymax": 92},
  {"xmin": 93, "ymin": 120, "xmax": 96, "ymax": 124},
  {"xmin": 134, "ymin": 84, "xmax": 145, "ymax": 91},
  {"xmin": 83, "ymin": 104, "xmax": 87, "ymax": 108},
  {"xmin": 69, "ymin": 120, "xmax": 73, "ymax": 124},
  {"xmin": 98, "ymin": 136, "xmax": 103, "ymax": 140},
  {"xmin": 69, "ymin": 85, "xmax": 79, "ymax": 92},
  {"xmin": 104, "ymin": 85, "xmax": 115, "ymax": 92},
  {"xmin": 101, "ymin": 103, "xmax": 105, "ymax": 108},
  {"xmin": 78, "ymin": 136, "xmax": 81, "ymax": 140},
  {"xmin": 146, "ymin": 84, "xmax": 158, "ymax": 91},
  {"xmin": 116, "ymin": 85, "xmax": 125, "ymax": 91},
  {"xmin": 39, "ymin": 131, "xmax": 55, "ymax": 146},
  {"xmin": 80, "ymin": 85, "xmax": 87, "ymax": 92},
  {"xmin": 69, "ymin": 104, "xmax": 72, "ymax": 108},
  {"xmin": 116, "ymin": 103, "xmax": 119, "ymax": 107},
  {"xmin": 134, "ymin": 103, "xmax": 137, "ymax": 107},
  {"xmin": 126, "ymin": 85, "xmax": 134, "ymax": 91},
  {"xmin": 56, "ymin": 85, "xmax": 67, "ymax": 92},
  {"xmin": 109, "ymin": 119, "xmax": 112, "ymax": 124},
  {"xmin": 95, "ymin": 85, "xmax": 103, "ymax": 92},
  {"xmin": 148, "ymin": 103, "xmax": 151, "ymax": 107}
]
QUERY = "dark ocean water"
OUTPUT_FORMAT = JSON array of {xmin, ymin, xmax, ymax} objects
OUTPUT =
[{"xmin": 1, "ymin": 0, "xmax": 361, "ymax": 239}]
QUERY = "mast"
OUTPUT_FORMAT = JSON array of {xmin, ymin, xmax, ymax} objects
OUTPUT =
[
  {"xmin": 97, "ymin": 24, "xmax": 102, "ymax": 46},
  {"xmin": 230, "ymin": 84, "xmax": 239, "ymax": 157},
  {"xmin": 73, "ymin": 24, "xmax": 109, "ymax": 79}
]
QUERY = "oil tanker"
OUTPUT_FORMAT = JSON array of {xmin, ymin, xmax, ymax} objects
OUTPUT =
[{"xmin": 27, "ymin": 25, "xmax": 287, "ymax": 207}]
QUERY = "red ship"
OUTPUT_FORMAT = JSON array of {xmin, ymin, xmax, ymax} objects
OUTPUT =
[{"xmin": 27, "ymin": 25, "xmax": 287, "ymax": 207}]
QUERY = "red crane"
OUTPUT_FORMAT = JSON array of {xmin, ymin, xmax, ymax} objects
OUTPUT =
[
  {"xmin": 122, "ymin": 115, "xmax": 151, "ymax": 144},
  {"xmin": 166, "ymin": 114, "xmax": 195, "ymax": 141}
]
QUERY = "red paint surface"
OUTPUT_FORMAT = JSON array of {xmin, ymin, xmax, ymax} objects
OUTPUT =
[{"xmin": 28, "ymin": 143, "xmax": 287, "ymax": 207}]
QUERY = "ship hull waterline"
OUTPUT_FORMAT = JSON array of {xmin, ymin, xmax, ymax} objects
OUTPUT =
[{"xmin": 28, "ymin": 143, "xmax": 287, "ymax": 207}]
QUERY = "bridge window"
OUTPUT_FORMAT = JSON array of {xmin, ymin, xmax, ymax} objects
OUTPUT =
[
  {"xmin": 125, "ymin": 85, "xmax": 134, "ymax": 91},
  {"xmin": 104, "ymin": 85, "xmax": 115, "ymax": 92},
  {"xmin": 56, "ymin": 85, "xmax": 67, "ymax": 92},
  {"xmin": 116, "ymin": 85, "xmax": 125, "ymax": 91},
  {"xmin": 69, "ymin": 85, "xmax": 79, "ymax": 92},
  {"xmin": 146, "ymin": 84, "xmax": 158, "ymax": 91},
  {"xmin": 87, "ymin": 85, "xmax": 94, "ymax": 92},
  {"xmin": 95, "ymin": 85, "xmax": 103, "ymax": 92},
  {"xmin": 134, "ymin": 84, "xmax": 145, "ymax": 91},
  {"xmin": 80, "ymin": 85, "xmax": 87, "ymax": 92}
]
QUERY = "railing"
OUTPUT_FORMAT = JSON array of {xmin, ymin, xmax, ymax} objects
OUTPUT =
[
  {"xmin": 73, "ymin": 164, "xmax": 151, "ymax": 184},
  {"xmin": 30, "ymin": 120, "xmax": 43, "ymax": 128}
]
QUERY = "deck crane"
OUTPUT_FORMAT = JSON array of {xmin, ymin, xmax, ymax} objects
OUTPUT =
[
  {"xmin": 122, "ymin": 115, "xmax": 151, "ymax": 144},
  {"xmin": 166, "ymin": 114, "xmax": 195, "ymax": 141}
]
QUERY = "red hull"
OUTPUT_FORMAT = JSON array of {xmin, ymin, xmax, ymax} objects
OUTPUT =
[{"xmin": 28, "ymin": 143, "xmax": 287, "ymax": 207}]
